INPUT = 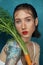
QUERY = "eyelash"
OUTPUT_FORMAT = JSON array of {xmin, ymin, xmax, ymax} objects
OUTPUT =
[
  {"xmin": 15, "ymin": 21, "xmax": 21, "ymax": 24},
  {"xmin": 26, "ymin": 19, "xmax": 31, "ymax": 22}
]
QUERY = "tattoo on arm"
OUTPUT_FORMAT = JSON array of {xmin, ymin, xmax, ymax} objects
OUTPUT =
[{"xmin": 5, "ymin": 41, "xmax": 21, "ymax": 65}]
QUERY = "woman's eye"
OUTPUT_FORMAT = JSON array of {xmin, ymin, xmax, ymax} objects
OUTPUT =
[
  {"xmin": 26, "ymin": 19, "xmax": 31, "ymax": 22},
  {"xmin": 15, "ymin": 21, "xmax": 21, "ymax": 24}
]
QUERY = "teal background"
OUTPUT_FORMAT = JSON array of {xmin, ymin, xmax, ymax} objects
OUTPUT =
[{"xmin": 0, "ymin": 0, "xmax": 43, "ymax": 65}]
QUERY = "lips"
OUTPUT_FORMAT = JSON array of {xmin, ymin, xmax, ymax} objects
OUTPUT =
[{"xmin": 22, "ymin": 31, "xmax": 28, "ymax": 35}]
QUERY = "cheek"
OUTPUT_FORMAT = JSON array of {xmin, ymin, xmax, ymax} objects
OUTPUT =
[
  {"xmin": 31, "ymin": 25, "xmax": 35, "ymax": 33},
  {"xmin": 29, "ymin": 26, "xmax": 35, "ymax": 37},
  {"xmin": 15, "ymin": 24, "xmax": 21, "ymax": 33},
  {"xmin": 27, "ymin": 23, "xmax": 35, "ymax": 34}
]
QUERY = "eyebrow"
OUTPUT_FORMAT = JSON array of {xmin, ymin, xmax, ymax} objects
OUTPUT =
[
  {"xmin": 24, "ymin": 16, "xmax": 33, "ymax": 19},
  {"xmin": 15, "ymin": 15, "xmax": 33, "ymax": 20},
  {"xmin": 15, "ymin": 18, "xmax": 20, "ymax": 21}
]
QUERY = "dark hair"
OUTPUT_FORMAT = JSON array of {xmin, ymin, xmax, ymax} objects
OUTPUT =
[{"xmin": 13, "ymin": 3, "xmax": 41, "ymax": 38}]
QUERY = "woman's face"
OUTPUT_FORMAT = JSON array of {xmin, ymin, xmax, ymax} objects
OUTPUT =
[{"xmin": 14, "ymin": 10, "xmax": 37, "ymax": 39}]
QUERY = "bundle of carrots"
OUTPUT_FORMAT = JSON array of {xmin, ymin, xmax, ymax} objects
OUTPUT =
[{"xmin": 0, "ymin": 7, "xmax": 32, "ymax": 65}]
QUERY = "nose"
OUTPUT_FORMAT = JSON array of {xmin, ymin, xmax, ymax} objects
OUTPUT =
[{"xmin": 21, "ymin": 21, "xmax": 26, "ymax": 30}]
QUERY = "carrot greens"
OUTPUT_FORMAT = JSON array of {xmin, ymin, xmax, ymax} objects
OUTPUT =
[{"xmin": 0, "ymin": 7, "xmax": 32, "ymax": 65}]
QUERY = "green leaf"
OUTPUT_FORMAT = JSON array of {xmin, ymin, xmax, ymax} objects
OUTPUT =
[{"xmin": 0, "ymin": 7, "xmax": 29, "ymax": 55}]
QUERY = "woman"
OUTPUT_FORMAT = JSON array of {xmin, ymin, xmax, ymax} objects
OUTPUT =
[{"xmin": 0, "ymin": 3, "xmax": 40, "ymax": 65}]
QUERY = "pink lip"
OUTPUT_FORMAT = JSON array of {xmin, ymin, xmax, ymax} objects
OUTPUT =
[{"xmin": 22, "ymin": 31, "xmax": 28, "ymax": 35}]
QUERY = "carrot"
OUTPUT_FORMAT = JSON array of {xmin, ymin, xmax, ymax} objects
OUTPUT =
[{"xmin": 24, "ymin": 54, "xmax": 32, "ymax": 65}]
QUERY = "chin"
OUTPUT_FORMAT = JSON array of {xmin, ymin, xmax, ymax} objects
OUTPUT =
[{"xmin": 22, "ymin": 35, "xmax": 29, "ymax": 38}]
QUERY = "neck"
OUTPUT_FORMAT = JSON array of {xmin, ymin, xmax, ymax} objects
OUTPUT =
[{"xmin": 21, "ymin": 37, "xmax": 31, "ymax": 43}]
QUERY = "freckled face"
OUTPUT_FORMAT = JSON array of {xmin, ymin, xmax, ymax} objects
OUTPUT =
[{"xmin": 14, "ymin": 10, "xmax": 36, "ymax": 38}]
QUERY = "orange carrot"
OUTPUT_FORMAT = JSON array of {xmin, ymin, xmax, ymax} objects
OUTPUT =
[{"xmin": 24, "ymin": 54, "xmax": 32, "ymax": 65}]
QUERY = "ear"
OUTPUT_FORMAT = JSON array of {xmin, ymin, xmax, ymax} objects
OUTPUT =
[{"xmin": 35, "ymin": 17, "xmax": 38, "ymax": 26}]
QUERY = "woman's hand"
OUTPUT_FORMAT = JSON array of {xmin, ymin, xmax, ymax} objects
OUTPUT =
[{"xmin": 32, "ymin": 62, "xmax": 36, "ymax": 65}]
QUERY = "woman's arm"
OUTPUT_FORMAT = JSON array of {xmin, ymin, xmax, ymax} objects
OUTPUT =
[
  {"xmin": 5, "ymin": 40, "xmax": 21, "ymax": 65},
  {"xmin": 0, "ymin": 40, "xmax": 22, "ymax": 65}
]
